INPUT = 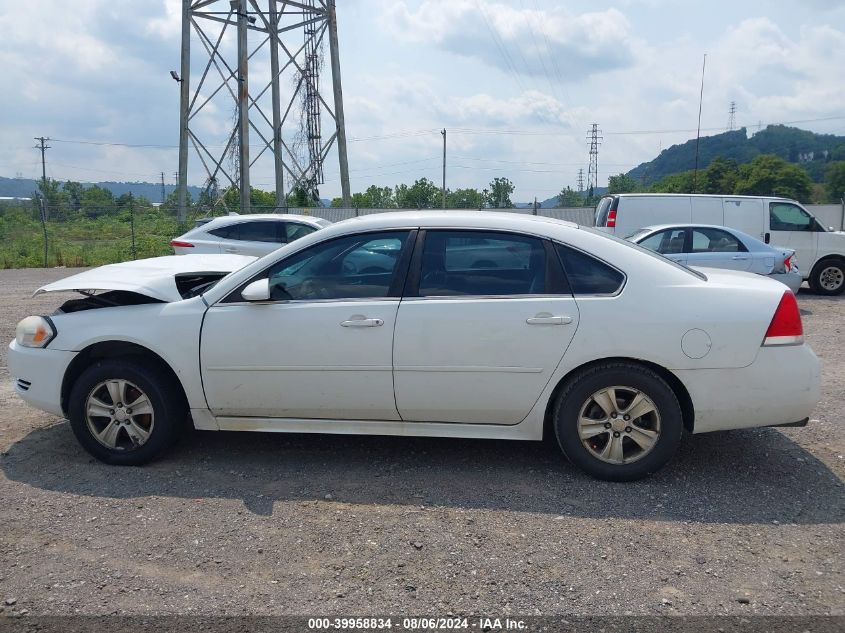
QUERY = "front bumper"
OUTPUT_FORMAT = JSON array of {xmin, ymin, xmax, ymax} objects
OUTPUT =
[
  {"xmin": 673, "ymin": 343, "xmax": 821, "ymax": 434},
  {"xmin": 7, "ymin": 340, "xmax": 76, "ymax": 417}
]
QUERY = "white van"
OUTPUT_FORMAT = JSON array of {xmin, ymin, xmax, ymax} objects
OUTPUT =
[{"xmin": 594, "ymin": 193, "xmax": 845, "ymax": 295}]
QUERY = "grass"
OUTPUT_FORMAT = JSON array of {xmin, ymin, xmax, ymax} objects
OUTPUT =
[{"xmin": 0, "ymin": 207, "xmax": 187, "ymax": 269}]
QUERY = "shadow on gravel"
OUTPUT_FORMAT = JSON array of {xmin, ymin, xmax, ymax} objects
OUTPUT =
[{"xmin": 2, "ymin": 421, "xmax": 843, "ymax": 524}]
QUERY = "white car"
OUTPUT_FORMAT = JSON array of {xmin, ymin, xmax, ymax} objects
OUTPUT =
[
  {"xmin": 9, "ymin": 212, "xmax": 821, "ymax": 481},
  {"xmin": 171, "ymin": 213, "xmax": 331, "ymax": 256},
  {"xmin": 628, "ymin": 224, "xmax": 804, "ymax": 293}
]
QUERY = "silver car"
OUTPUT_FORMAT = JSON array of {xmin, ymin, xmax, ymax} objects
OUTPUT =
[{"xmin": 628, "ymin": 224, "xmax": 803, "ymax": 293}]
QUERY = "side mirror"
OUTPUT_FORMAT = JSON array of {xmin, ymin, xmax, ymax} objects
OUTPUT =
[{"xmin": 241, "ymin": 278, "xmax": 270, "ymax": 302}]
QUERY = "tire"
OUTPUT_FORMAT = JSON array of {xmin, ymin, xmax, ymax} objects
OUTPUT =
[
  {"xmin": 809, "ymin": 259, "xmax": 845, "ymax": 296},
  {"xmin": 552, "ymin": 362, "xmax": 683, "ymax": 481},
  {"xmin": 67, "ymin": 359, "xmax": 186, "ymax": 466}
]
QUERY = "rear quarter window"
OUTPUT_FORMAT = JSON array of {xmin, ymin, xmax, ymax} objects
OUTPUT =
[{"xmin": 555, "ymin": 243, "xmax": 625, "ymax": 295}]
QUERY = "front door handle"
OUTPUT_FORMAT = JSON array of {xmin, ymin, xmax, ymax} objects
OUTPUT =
[
  {"xmin": 732, "ymin": 255, "xmax": 750, "ymax": 260},
  {"xmin": 341, "ymin": 317, "xmax": 384, "ymax": 327},
  {"xmin": 526, "ymin": 315, "xmax": 572, "ymax": 325},
  {"xmin": 224, "ymin": 247, "xmax": 238, "ymax": 253}
]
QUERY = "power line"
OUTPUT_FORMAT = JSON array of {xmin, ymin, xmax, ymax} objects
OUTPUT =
[{"xmin": 24, "ymin": 114, "xmax": 844, "ymax": 152}]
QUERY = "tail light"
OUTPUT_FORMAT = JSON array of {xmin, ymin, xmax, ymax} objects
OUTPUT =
[
  {"xmin": 783, "ymin": 254, "xmax": 795, "ymax": 272},
  {"xmin": 171, "ymin": 240, "xmax": 194, "ymax": 248},
  {"xmin": 607, "ymin": 209, "xmax": 617, "ymax": 228},
  {"xmin": 762, "ymin": 291, "xmax": 803, "ymax": 346}
]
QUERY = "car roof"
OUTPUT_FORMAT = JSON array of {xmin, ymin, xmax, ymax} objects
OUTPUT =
[
  {"xmin": 328, "ymin": 210, "xmax": 579, "ymax": 233},
  {"xmin": 637, "ymin": 223, "xmax": 745, "ymax": 233},
  {"xmin": 606, "ymin": 193, "xmax": 795, "ymax": 201},
  {"xmin": 201, "ymin": 213, "xmax": 324, "ymax": 227}
]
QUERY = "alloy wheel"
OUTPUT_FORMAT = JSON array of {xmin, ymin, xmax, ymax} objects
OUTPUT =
[
  {"xmin": 85, "ymin": 379, "xmax": 155, "ymax": 450},
  {"xmin": 577, "ymin": 386, "xmax": 662, "ymax": 465}
]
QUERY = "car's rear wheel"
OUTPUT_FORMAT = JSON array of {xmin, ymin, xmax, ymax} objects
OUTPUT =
[
  {"xmin": 68, "ymin": 359, "xmax": 186, "ymax": 465},
  {"xmin": 553, "ymin": 362, "xmax": 683, "ymax": 481},
  {"xmin": 809, "ymin": 259, "xmax": 845, "ymax": 295}
]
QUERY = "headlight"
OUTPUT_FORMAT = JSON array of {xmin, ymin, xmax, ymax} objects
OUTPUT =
[{"xmin": 15, "ymin": 316, "xmax": 56, "ymax": 348}]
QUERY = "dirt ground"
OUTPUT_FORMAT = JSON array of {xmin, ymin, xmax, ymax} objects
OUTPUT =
[{"xmin": 0, "ymin": 267, "xmax": 842, "ymax": 618}]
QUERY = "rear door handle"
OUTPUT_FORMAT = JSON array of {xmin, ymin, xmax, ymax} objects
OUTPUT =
[
  {"xmin": 224, "ymin": 247, "xmax": 239, "ymax": 253},
  {"xmin": 341, "ymin": 317, "xmax": 384, "ymax": 327},
  {"xmin": 732, "ymin": 255, "xmax": 750, "ymax": 260},
  {"xmin": 526, "ymin": 315, "xmax": 572, "ymax": 325}
]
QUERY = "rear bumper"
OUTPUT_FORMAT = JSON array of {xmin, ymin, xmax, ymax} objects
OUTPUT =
[
  {"xmin": 674, "ymin": 344, "xmax": 821, "ymax": 434},
  {"xmin": 769, "ymin": 270, "xmax": 804, "ymax": 294},
  {"xmin": 7, "ymin": 340, "xmax": 75, "ymax": 417}
]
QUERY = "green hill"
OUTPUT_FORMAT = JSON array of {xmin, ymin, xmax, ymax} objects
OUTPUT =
[{"xmin": 627, "ymin": 125, "xmax": 845, "ymax": 186}]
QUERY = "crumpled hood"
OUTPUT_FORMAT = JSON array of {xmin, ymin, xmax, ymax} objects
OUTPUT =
[{"xmin": 34, "ymin": 254, "xmax": 256, "ymax": 303}]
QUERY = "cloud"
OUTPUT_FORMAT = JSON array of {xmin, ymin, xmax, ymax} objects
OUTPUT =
[{"xmin": 381, "ymin": 0, "xmax": 642, "ymax": 81}]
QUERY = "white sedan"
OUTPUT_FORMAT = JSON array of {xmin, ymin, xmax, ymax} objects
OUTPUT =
[
  {"xmin": 171, "ymin": 213, "xmax": 331, "ymax": 256},
  {"xmin": 9, "ymin": 212, "xmax": 821, "ymax": 481}
]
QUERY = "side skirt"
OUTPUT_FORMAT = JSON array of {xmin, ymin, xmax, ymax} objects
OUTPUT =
[{"xmin": 211, "ymin": 415, "xmax": 541, "ymax": 441}]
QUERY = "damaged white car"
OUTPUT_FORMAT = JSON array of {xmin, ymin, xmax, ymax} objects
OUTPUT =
[{"xmin": 8, "ymin": 212, "xmax": 822, "ymax": 481}]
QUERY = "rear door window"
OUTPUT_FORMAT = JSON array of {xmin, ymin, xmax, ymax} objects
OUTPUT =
[
  {"xmin": 417, "ymin": 231, "xmax": 552, "ymax": 297},
  {"xmin": 690, "ymin": 228, "xmax": 746, "ymax": 253},
  {"xmin": 237, "ymin": 221, "xmax": 283, "ymax": 243}
]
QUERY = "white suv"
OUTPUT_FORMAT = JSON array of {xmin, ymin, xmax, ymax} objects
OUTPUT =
[{"xmin": 171, "ymin": 214, "xmax": 331, "ymax": 257}]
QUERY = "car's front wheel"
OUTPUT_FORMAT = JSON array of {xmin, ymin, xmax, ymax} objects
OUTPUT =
[
  {"xmin": 68, "ymin": 359, "xmax": 186, "ymax": 465},
  {"xmin": 553, "ymin": 362, "xmax": 683, "ymax": 481}
]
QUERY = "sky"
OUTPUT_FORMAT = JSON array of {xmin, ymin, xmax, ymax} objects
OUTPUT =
[{"xmin": 1, "ymin": 0, "xmax": 844, "ymax": 202}]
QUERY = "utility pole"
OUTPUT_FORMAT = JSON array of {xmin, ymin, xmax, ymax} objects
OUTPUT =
[
  {"xmin": 268, "ymin": 0, "xmax": 285, "ymax": 209},
  {"xmin": 34, "ymin": 137, "xmax": 50, "ymax": 219},
  {"xmin": 586, "ymin": 124, "xmax": 602, "ymax": 196},
  {"xmin": 441, "ymin": 128, "xmax": 446, "ymax": 209},
  {"xmin": 235, "ymin": 0, "xmax": 251, "ymax": 214},
  {"xmin": 160, "ymin": 172, "xmax": 166, "ymax": 204},
  {"xmin": 176, "ymin": 0, "xmax": 190, "ymax": 224},
  {"xmin": 328, "ymin": 0, "xmax": 351, "ymax": 206},
  {"xmin": 692, "ymin": 53, "xmax": 707, "ymax": 194}
]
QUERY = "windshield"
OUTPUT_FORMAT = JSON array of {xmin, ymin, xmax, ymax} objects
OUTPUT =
[{"xmin": 581, "ymin": 227, "xmax": 707, "ymax": 281}]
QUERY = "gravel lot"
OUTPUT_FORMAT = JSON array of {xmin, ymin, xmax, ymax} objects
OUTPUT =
[{"xmin": 0, "ymin": 267, "xmax": 842, "ymax": 618}]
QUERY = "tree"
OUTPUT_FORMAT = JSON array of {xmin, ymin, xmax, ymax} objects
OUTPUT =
[
  {"xmin": 446, "ymin": 188, "xmax": 485, "ymax": 208},
  {"xmin": 395, "ymin": 178, "xmax": 439, "ymax": 209},
  {"xmin": 557, "ymin": 186, "xmax": 582, "ymax": 207},
  {"xmin": 486, "ymin": 177, "xmax": 515, "ymax": 208},
  {"xmin": 364, "ymin": 185, "xmax": 395, "ymax": 208},
  {"xmin": 285, "ymin": 185, "xmax": 318, "ymax": 208},
  {"xmin": 80, "ymin": 185, "xmax": 115, "ymax": 217},
  {"xmin": 607, "ymin": 173, "xmax": 640, "ymax": 194},
  {"xmin": 825, "ymin": 161, "xmax": 845, "ymax": 203},
  {"xmin": 649, "ymin": 170, "xmax": 696, "ymax": 193},
  {"xmin": 734, "ymin": 154, "xmax": 813, "ymax": 202},
  {"xmin": 701, "ymin": 157, "xmax": 739, "ymax": 194},
  {"xmin": 63, "ymin": 181, "xmax": 85, "ymax": 212}
]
